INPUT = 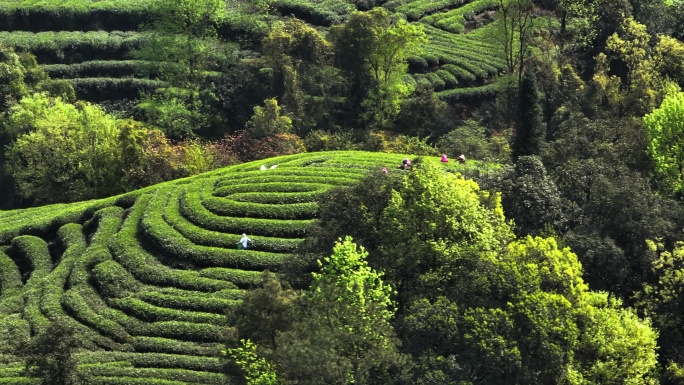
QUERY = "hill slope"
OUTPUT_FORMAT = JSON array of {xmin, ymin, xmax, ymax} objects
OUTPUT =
[
  {"xmin": 0, "ymin": 0, "xmax": 505, "ymax": 103},
  {"xmin": 0, "ymin": 151, "xmax": 486, "ymax": 384}
]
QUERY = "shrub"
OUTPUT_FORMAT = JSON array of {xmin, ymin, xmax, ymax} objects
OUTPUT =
[
  {"xmin": 364, "ymin": 131, "xmax": 440, "ymax": 155},
  {"xmin": 303, "ymin": 130, "xmax": 358, "ymax": 151},
  {"xmin": 437, "ymin": 120, "xmax": 498, "ymax": 161},
  {"xmin": 220, "ymin": 131, "xmax": 306, "ymax": 162},
  {"xmin": 92, "ymin": 260, "xmax": 142, "ymax": 299}
]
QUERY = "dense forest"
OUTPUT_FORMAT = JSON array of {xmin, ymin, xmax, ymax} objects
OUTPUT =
[{"xmin": 3, "ymin": 0, "xmax": 684, "ymax": 383}]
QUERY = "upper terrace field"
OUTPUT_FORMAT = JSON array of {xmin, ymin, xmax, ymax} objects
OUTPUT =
[{"xmin": 0, "ymin": 0, "xmax": 506, "ymax": 103}]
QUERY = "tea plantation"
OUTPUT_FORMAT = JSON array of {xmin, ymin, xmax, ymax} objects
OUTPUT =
[
  {"xmin": 0, "ymin": 0, "xmax": 505, "ymax": 103},
  {"xmin": 0, "ymin": 151, "xmax": 486, "ymax": 384}
]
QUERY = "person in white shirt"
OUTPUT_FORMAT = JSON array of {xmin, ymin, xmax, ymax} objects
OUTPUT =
[{"xmin": 238, "ymin": 233, "xmax": 252, "ymax": 250}]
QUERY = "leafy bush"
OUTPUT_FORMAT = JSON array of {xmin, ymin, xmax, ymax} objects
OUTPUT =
[
  {"xmin": 92, "ymin": 260, "xmax": 141, "ymax": 299},
  {"xmin": 437, "ymin": 120, "xmax": 500, "ymax": 162},
  {"xmin": 303, "ymin": 130, "xmax": 358, "ymax": 151},
  {"xmin": 364, "ymin": 131, "xmax": 440, "ymax": 155}
]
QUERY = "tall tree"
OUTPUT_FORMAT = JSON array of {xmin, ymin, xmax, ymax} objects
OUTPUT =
[
  {"xmin": 636, "ymin": 240, "xmax": 684, "ymax": 384},
  {"xmin": 513, "ymin": 70, "xmax": 544, "ymax": 159},
  {"xmin": 495, "ymin": 0, "xmax": 536, "ymax": 85},
  {"xmin": 329, "ymin": 8, "xmax": 426, "ymax": 129},
  {"xmin": 291, "ymin": 237, "xmax": 400, "ymax": 385},
  {"xmin": 262, "ymin": 18, "xmax": 335, "ymax": 131},
  {"xmin": 644, "ymin": 89, "xmax": 684, "ymax": 197}
]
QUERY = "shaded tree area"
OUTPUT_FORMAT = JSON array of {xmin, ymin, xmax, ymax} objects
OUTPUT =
[{"xmin": 224, "ymin": 164, "xmax": 660, "ymax": 385}]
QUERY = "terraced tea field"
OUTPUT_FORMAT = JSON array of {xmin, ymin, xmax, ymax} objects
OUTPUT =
[
  {"xmin": 0, "ymin": 0, "xmax": 505, "ymax": 103},
  {"xmin": 0, "ymin": 151, "xmax": 487, "ymax": 384}
]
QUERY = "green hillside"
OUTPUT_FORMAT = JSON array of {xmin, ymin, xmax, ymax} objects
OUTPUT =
[
  {"xmin": 0, "ymin": 0, "xmax": 504, "ymax": 103},
  {"xmin": 0, "ymin": 151, "xmax": 483, "ymax": 384}
]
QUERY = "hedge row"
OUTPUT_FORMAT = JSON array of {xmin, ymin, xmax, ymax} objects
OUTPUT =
[
  {"xmin": 213, "ymin": 173, "xmax": 360, "ymax": 189},
  {"xmin": 130, "ymin": 336, "xmax": 221, "ymax": 357},
  {"xmin": 136, "ymin": 289, "xmax": 240, "ymax": 313},
  {"xmin": 81, "ymin": 364, "xmax": 226, "ymax": 385},
  {"xmin": 111, "ymin": 297, "xmax": 227, "ymax": 326},
  {"xmin": 42, "ymin": 60, "xmax": 153, "ymax": 79},
  {"xmin": 201, "ymin": 196, "xmax": 318, "ymax": 220},
  {"xmin": 0, "ymin": 198, "xmax": 114, "ymax": 244},
  {"xmin": 274, "ymin": 0, "xmax": 353, "ymax": 26},
  {"xmin": 422, "ymin": 0, "xmax": 497, "ymax": 33},
  {"xmin": 134, "ymin": 321, "xmax": 227, "ymax": 343},
  {"xmin": 85, "ymin": 206, "xmax": 126, "ymax": 247},
  {"xmin": 437, "ymin": 82, "xmax": 498, "ymax": 102},
  {"xmin": 0, "ymin": 31, "xmax": 148, "ymax": 64},
  {"xmin": 81, "ymin": 377, "xmax": 191, "ymax": 385},
  {"xmin": 443, "ymin": 63, "xmax": 477, "ymax": 83},
  {"xmin": 214, "ymin": 181, "xmax": 334, "ymax": 196},
  {"xmin": 141, "ymin": 188, "xmax": 288, "ymax": 270},
  {"xmin": 69, "ymin": 77, "xmax": 165, "ymax": 102},
  {"xmin": 9, "ymin": 235, "xmax": 52, "ymax": 274},
  {"xmin": 395, "ymin": 0, "xmax": 469, "ymax": 21},
  {"xmin": 64, "ymin": 237, "xmax": 134, "ymax": 345},
  {"xmin": 427, "ymin": 35, "xmax": 505, "ymax": 69},
  {"xmin": 0, "ymin": 251, "xmax": 23, "ymax": 315},
  {"xmin": 0, "ymin": 1, "xmax": 151, "ymax": 32},
  {"xmin": 62, "ymin": 289, "xmax": 133, "ymax": 345},
  {"xmin": 36, "ymin": 224, "xmax": 114, "ymax": 349},
  {"xmin": 0, "ymin": 377, "xmax": 37, "ymax": 385},
  {"xmin": 227, "ymin": 190, "xmax": 324, "ymax": 205},
  {"xmin": 179, "ymin": 183, "xmax": 314, "ymax": 238},
  {"xmin": 92, "ymin": 259, "xmax": 143, "ymax": 299},
  {"xmin": 79, "ymin": 351, "xmax": 223, "ymax": 372},
  {"xmin": 110, "ymin": 194, "xmax": 237, "ymax": 292},
  {"xmin": 198, "ymin": 268, "xmax": 264, "ymax": 288},
  {"xmin": 11, "ymin": 236, "xmax": 52, "ymax": 333}
]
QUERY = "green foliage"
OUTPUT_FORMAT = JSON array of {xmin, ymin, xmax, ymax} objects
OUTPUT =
[
  {"xmin": 262, "ymin": 18, "xmax": 334, "ymax": 129},
  {"xmin": 437, "ymin": 120, "xmax": 503, "ymax": 162},
  {"xmin": 224, "ymin": 339, "xmax": 280, "ymax": 385},
  {"xmin": 303, "ymin": 130, "xmax": 358, "ymax": 151},
  {"xmin": 485, "ymin": 156, "xmax": 567, "ymax": 237},
  {"xmin": 513, "ymin": 69, "xmax": 544, "ymax": 159},
  {"xmin": 275, "ymin": 237, "xmax": 403, "ymax": 385},
  {"xmin": 136, "ymin": 0, "xmax": 228, "ymax": 87},
  {"xmin": 19, "ymin": 319, "xmax": 85, "ymax": 385},
  {"xmin": 636, "ymin": 240, "xmax": 684, "ymax": 379},
  {"xmin": 0, "ymin": 45, "xmax": 29, "ymax": 112},
  {"xmin": 493, "ymin": 0, "xmax": 536, "ymax": 82},
  {"xmin": 246, "ymin": 98, "xmax": 293, "ymax": 139},
  {"xmin": 227, "ymin": 272, "xmax": 298, "ymax": 349},
  {"xmin": 379, "ymin": 162, "xmax": 512, "ymax": 303},
  {"xmin": 395, "ymin": 86, "xmax": 457, "ymax": 139},
  {"xmin": 364, "ymin": 131, "xmax": 440, "ymax": 155},
  {"xmin": 330, "ymin": 8, "xmax": 426, "ymax": 128},
  {"xmin": 3, "ymin": 93, "xmax": 148, "ymax": 204},
  {"xmin": 311, "ymin": 236, "xmax": 395, "ymax": 338},
  {"xmin": 644, "ymin": 89, "xmax": 684, "ymax": 197}
]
